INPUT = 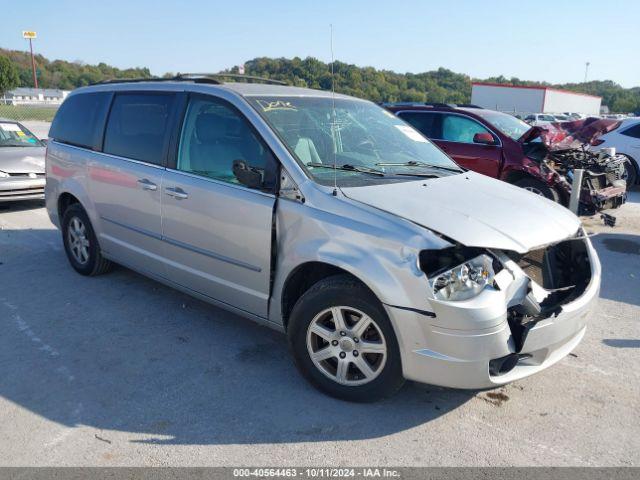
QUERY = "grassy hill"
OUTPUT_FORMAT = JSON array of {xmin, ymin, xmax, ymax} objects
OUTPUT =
[{"xmin": 2, "ymin": 48, "xmax": 638, "ymax": 113}]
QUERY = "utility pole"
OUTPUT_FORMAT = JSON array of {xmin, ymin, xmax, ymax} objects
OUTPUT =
[
  {"xmin": 584, "ymin": 62, "xmax": 590, "ymax": 83},
  {"xmin": 22, "ymin": 31, "xmax": 38, "ymax": 89}
]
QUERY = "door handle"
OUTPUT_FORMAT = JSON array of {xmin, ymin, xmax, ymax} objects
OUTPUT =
[
  {"xmin": 137, "ymin": 178, "xmax": 157, "ymax": 191},
  {"xmin": 165, "ymin": 186, "xmax": 189, "ymax": 200}
]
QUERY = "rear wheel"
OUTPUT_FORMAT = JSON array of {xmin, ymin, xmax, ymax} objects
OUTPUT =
[
  {"xmin": 514, "ymin": 177, "xmax": 560, "ymax": 203},
  {"xmin": 61, "ymin": 203, "xmax": 112, "ymax": 276},
  {"xmin": 288, "ymin": 275, "xmax": 404, "ymax": 402}
]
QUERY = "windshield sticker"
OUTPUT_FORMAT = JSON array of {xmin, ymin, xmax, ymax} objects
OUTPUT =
[
  {"xmin": 256, "ymin": 100, "xmax": 297, "ymax": 112},
  {"xmin": 395, "ymin": 125, "xmax": 428, "ymax": 142},
  {"xmin": 17, "ymin": 131, "xmax": 26, "ymax": 137},
  {"xmin": 0, "ymin": 123, "xmax": 21, "ymax": 132}
]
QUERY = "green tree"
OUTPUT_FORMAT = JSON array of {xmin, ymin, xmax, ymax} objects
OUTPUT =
[{"xmin": 0, "ymin": 56, "xmax": 19, "ymax": 95}]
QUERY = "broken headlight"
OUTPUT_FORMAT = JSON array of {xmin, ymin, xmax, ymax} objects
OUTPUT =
[{"xmin": 429, "ymin": 254, "xmax": 495, "ymax": 301}]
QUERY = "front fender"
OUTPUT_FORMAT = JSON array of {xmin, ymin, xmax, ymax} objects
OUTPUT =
[{"xmin": 269, "ymin": 197, "xmax": 447, "ymax": 325}]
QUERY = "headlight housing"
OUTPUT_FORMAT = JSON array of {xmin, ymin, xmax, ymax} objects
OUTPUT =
[
  {"xmin": 429, "ymin": 254, "xmax": 495, "ymax": 301},
  {"xmin": 0, "ymin": 171, "xmax": 9, "ymax": 178}
]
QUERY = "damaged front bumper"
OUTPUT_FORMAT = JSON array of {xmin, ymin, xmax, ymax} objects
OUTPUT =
[
  {"xmin": 386, "ymin": 232, "xmax": 600, "ymax": 389},
  {"xmin": 580, "ymin": 184, "xmax": 626, "ymax": 214}
]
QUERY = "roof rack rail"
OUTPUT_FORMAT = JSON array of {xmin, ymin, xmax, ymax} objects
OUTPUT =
[
  {"xmin": 424, "ymin": 102, "xmax": 455, "ymax": 108},
  {"xmin": 181, "ymin": 73, "xmax": 289, "ymax": 85},
  {"xmin": 91, "ymin": 75, "xmax": 222, "ymax": 86},
  {"xmin": 456, "ymin": 103, "xmax": 483, "ymax": 109},
  {"xmin": 381, "ymin": 102, "xmax": 455, "ymax": 109},
  {"xmin": 91, "ymin": 73, "xmax": 289, "ymax": 87}
]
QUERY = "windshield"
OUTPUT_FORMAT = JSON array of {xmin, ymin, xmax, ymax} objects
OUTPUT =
[
  {"xmin": 248, "ymin": 96, "xmax": 462, "ymax": 187},
  {"xmin": 471, "ymin": 110, "xmax": 532, "ymax": 141},
  {"xmin": 0, "ymin": 122, "xmax": 42, "ymax": 147}
]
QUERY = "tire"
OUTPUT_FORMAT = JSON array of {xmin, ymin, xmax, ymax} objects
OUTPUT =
[
  {"xmin": 61, "ymin": 203, "xmax": 113, "ymax": 276},
  {"xmin": 514, "ymin": 177, "xmax": 560, "ymax": 203},
  {"xmin": 287, "ymin": 274, "xmax": 404, "ymax": 402},
  {"xmin": 620, "ymin": 155, "xmax": 638, "ymax": 186}
]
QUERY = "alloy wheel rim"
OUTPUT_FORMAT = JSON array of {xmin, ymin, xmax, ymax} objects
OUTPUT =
[
  {"xmin": 67, "ymin": 217, "xmax": 90, "ymax": 265},
  {"xmin": 306, "ymin": 306, "xmax": 387, "ymax": 386}
]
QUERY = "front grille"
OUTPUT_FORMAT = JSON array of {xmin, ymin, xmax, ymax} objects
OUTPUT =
[{"xmin": 506, "ymin": 235, "xmax": 590, "ymax": 294}]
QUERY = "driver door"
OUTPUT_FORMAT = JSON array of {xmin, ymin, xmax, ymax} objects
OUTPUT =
[{"xmin": 161, "ymin": 93, "xmax": 278, "ymax": 317}]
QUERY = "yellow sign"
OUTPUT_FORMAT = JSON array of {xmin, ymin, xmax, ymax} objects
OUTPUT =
[{"xmin": 22, "ymin": 31, "xmax": 37, "ymax": 39}]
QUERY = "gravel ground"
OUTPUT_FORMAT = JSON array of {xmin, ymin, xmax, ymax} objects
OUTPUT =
[{"xmin": 0, "ymin": 191, "xmax": 638, "ymax": 467}]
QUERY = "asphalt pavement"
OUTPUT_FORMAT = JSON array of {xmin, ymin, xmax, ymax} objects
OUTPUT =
[{"xmin": 0, "ymin": 191, "xmax": 638, "ymax": 466}]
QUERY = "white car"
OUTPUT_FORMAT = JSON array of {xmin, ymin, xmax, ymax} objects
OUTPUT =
[
  {"xmin": 592, "ymin": 117, "xmax": 640, "ymax": 185},
  {"xmin": 524, "ymin": 113, "xmax": 557, "ymax": 126},
  {"xmin": 552, "ymin": 114, "xmax": 572, "ymax": 122}
]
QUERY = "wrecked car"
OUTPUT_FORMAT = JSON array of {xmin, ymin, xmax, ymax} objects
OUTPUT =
[
  {"xmin": 385, "ymin": 103, "xmax": 627, "ymax": 214},
  {"xmin": 45, "ymin": 79, "xmax": 600, "ymax": 401}
]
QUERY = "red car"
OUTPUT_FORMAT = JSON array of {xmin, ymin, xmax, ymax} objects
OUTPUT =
[{"xmin": 384, "ymin": 103, "xmax": 627, "ymax": 214}]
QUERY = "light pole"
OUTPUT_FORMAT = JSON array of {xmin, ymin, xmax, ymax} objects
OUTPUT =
[
  {"xmin": 584, "ymin": 62, "xmax": 590, "ymax": 83},
  {"xmin": 22, "ymin": 31, "xmax": 38, "ymax": 89}
]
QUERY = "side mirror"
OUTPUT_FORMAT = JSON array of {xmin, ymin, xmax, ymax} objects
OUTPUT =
[
  {"xmin": 473, "ymin": 132, "xmax": 496, "ymax": 145},
  {"xmin": 232, "ymin": 159, "xmax": 263, "ymax": 189}
]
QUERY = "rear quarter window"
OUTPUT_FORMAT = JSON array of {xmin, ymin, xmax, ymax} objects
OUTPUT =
[
  {"xmin": 103, "ymin": 93, "xmax": 176, "ymax": 165},
  {"xmin": 49, "ymin": 92, "xmax": 111, "ymax": 149},
  {"xmin": 396, "ymin": 111, "xmax": 440, "ymax": 138}
]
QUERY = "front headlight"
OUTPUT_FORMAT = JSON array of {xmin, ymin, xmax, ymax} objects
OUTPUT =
[
  {"xmin": 429, "ymin": 254, "xmax": 495, "ymax": 301},
  {"xmin": 0, "ymin": 171, "xmax": 9, "ymax": 178}
]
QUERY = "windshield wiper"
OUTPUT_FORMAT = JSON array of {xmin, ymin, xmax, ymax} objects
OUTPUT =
[
  {"xmin": 307, "ymin": 162, "xmax": 385, "ymax": 176},
  {"xmin": 375, "ymin": 160, "xmax": 462, "ymax": 172}
]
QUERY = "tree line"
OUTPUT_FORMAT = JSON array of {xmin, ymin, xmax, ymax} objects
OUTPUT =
[{"xmin": 1, "ymin": 48, "xmax": 638, "ymax": 113}]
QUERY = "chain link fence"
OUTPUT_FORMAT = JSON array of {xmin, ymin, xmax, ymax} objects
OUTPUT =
[{"xmin": 0, "ymin": 102, "xmax": 58, "ymax": 139}]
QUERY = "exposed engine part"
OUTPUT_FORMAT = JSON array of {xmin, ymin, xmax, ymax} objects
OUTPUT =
[
  {"xmin": 521, "ymin": 119, "xmax": 627, "ymax": 214},
  {"xmin": 539, "ymin": 147, "xmax": 627, "ymax": 214}
]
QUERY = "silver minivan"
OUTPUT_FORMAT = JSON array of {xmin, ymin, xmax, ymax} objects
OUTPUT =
[{"xmin": 45, "ymin": 78, "xmax": 600, "ymax": 401}]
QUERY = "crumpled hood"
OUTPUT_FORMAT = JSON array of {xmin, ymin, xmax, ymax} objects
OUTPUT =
[
  {"xmin": 518, "ymin": 117, "xmax": 621, "ymax": 151},
  {"xmin": 341, "ymin": 171, "xmax": 580, "ymax": 253},
  {"xmin": 0, "ymin": 147, "xmax": 46, "ymax": 174}
]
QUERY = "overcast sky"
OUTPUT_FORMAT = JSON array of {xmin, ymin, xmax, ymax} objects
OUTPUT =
[{"xmin": 2, "ymin": 0, "xmax": 638, "ymax": 88}]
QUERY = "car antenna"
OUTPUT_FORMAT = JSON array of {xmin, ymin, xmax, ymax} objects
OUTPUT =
[{"xmin": 330, "ymin": 24, "xmax": 338, "ymax": 196}]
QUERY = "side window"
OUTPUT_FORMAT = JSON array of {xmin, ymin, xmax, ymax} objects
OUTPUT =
[
  {"xmin": 621, "ymin": 124, "xmax": 640, "ymax": 139},
  {"xmin": 441, "ymin": 115, "xmax": 492, "ymax": 143},
  {"xmin": 49, "ymin": 92, "xmax": 111, "ymax": 149},
  {"xmin": 103, "ymin": 93, "xmax": 176, "ymax": 164},
  {"xmin": 397, "ymin": 112, "xmax": 439, "ymax": 138},
  {"xmin": 177, "ymin": 96, "xmax": 277, "ymax": 191}
]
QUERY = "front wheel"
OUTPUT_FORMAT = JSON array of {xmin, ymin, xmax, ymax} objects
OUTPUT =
[
  {"xmin": 288, "ymin": 275, "xmax": 404, "ymax": 402},
  {"xmin": 514, "ymin": 177, "xmax": 560, "ymax": 203},
  {"xmin": 620, "ymin": 155, "xmax": 638, "ymax": 186}
]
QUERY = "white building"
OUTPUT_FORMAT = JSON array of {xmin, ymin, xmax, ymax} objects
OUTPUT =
[
  {"xmin": 471, "ymin": 82, "xmax": 601, "ymax": 116},
  {"xmin": 1, "ymin": 87, "xmax": 70, "ymax": 106}
]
